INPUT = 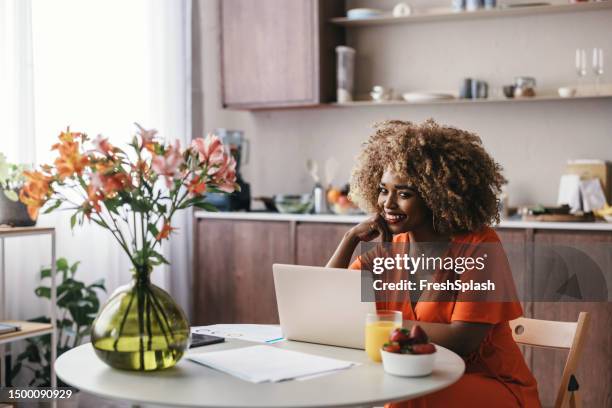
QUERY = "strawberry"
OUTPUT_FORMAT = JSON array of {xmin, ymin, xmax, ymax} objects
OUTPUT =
[
  {"xmin": 411, "ymin": 343, "xmax": 436, "ymax": 354},
  {"xmin": 389, "ymin": 328, "xmax": 411, "ymax": 345},
  {"xmin": 382, "ymin": 342, "xmax": 401, "ymax": 353},
  {"xmin": 409, "ymin": 325, "xmax": 429, "ymax": 344}
]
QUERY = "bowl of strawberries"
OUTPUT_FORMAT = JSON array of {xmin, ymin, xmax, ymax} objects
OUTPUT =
[{"xmin": 380, "ymin": 325, "xmax": 436, "ymax": 377}]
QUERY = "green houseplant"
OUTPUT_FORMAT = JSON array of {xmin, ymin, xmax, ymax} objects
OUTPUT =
[
  {"xmin": 11, "ymin": 258, "xmax": 106, "ymax": 386},
  {"xmin": 0, "ymin": 153, "xmax": 35, "ymax": 226},
  {"xmin": 20, "ymin": 125, "xmax": 237, "ymax": 370}
]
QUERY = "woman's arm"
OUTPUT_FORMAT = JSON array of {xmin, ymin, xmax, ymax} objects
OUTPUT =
[
  {"xmin": 326, "ymin": 213, "xmax": 392, "ymax": 269},
  {"xmin": 404, "ymin": 320, "xmax": 492, "ymax": 356}
]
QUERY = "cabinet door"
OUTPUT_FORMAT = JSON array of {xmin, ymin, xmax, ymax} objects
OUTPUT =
[
  {"xmin": 296, "ymin": 223, "xmax": 357, "ymax": 267},
  {"xmin": 221, "ymin": 0, "xmax": 318, "ymax": 108},
  {"xmin": 495, "ymin": 228, "xmax": 533, "ymax": 367},
  {"xmin": 531, "ymin": 230, "xmax": 612, "ymax": 408},
  {"xmin": 194, "ymin": 219, "xmax": 292, "ymax": 325}
]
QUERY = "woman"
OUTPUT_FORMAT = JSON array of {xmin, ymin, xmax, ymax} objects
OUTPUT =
[{"xmin": 327, "ymin": 120, "xmax": 540, "ymax": 408}]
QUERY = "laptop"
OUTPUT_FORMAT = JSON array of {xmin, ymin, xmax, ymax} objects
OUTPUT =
[{"xmin": 272, "ymin": 264, "xmax": 376, "ymax": 349}]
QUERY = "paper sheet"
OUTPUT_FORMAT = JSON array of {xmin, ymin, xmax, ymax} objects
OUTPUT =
[
  {"xmin": 188, "ymin": 345, "xmax": 358, "ymax": 383},
  {"xmin": 191, "ymin": 324, "xmax": 284, "ymax": 343}
]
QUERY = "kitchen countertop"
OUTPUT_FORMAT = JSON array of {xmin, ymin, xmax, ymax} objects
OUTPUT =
[{"xmin": 195, "ymin": 211, "xmax": 612, "ymax": 231}]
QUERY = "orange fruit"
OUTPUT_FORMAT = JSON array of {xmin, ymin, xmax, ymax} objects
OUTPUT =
[{"xmin": 327, "ymin": 188, "xmax": 341, "ymax": 203}]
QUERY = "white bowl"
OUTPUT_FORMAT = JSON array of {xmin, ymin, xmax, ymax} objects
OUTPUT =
[
  {"xmin": 347, "ymin": 8, "xmax": 383, "ymax": 19},
  {"xmin": 558, "ymin": 87, "xmax": 576, "ymax": 98},
  {"xmin": 381, "ymin": 349, "xmax": 436, "ymax": 377}
]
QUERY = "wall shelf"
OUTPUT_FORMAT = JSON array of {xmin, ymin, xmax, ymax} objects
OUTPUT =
[
  {"xmin": 331, "ymin": 1, "xmax": 612, "ymax": 27},
  {"xmin": 330, "ymin": 93, "xmax": 612, "ymax": 107}
]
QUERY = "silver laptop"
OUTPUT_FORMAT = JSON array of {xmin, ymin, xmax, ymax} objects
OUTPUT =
[{"xmin": 272, "ymin": 264, "xmax": 376, "ymax": 349}]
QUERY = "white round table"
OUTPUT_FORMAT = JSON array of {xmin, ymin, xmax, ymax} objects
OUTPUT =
[{"xmin": 56, "ymin": 338, "xmax": 465, "ymax": 408}]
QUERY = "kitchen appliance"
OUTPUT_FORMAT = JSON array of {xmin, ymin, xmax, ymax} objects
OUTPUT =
[
  {"xmin": 205, "ymin": 129, "xmax": 251, "ymax": 211},
  {"xmin": 336, "ymin": 46, "xmax": 356, "ymax": 103}
]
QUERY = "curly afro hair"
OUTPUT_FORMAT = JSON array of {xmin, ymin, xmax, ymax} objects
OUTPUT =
[{"xmin": 349, "ymin": 119, "xmax": 506, "ymax": 234}]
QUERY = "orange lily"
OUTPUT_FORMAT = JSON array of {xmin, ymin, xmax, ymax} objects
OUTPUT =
[{"xmin": 156, "ymin": 221, "xmax": 175, "ymax": 241}]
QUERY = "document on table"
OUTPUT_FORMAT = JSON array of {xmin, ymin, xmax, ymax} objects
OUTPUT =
[
  {"xmin": 191, "ymin": 324, "xmax": 284, "ymax": 343},
  {"xmin": 188, "ymin": 345, "xmax": 358, "ymax": 383}
]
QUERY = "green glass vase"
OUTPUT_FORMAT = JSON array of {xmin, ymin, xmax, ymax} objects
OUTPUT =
[{"xmin": 91, "ymin": 268, "xmax": 189, "ymax": 371}]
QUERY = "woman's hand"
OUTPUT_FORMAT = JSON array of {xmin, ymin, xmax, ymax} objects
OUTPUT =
[
  {"xmin": 348, "ymin": 213, "xmax": 393, "ymax": 243},
  {"xmin": 326, "ymin": 213, "xmax": 392, "ymax": 268}
]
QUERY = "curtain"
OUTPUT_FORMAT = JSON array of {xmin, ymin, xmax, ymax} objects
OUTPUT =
[{"xmin": 1, "ymin": 0, "xmax": 193, "ymax": 321}]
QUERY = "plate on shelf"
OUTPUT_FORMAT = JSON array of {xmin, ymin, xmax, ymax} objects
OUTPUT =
[
  {"xmin": 402, "ymin": 92, "xmax": 455, "ymax": 103},
  {"xmin": 346, "ymin": 8, "xmax": 384, "ymax": 19}
]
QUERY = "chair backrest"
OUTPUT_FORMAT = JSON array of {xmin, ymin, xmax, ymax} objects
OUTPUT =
[{"xmin": 509, "ymin": 312, "xmax": 590, "ymax": 408}]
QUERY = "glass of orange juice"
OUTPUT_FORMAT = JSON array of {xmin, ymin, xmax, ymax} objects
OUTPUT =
[{"xmin": 365, "ymin": 310, "xmax": 402, "ymax": 362}]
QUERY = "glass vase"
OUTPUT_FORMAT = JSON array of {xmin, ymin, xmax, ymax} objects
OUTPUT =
[{"xmin": 91, "ymin": 268, "xmax": 189, "ymax": 371}]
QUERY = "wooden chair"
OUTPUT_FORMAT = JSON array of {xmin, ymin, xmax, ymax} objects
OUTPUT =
[{"xmin": 509, "ymin": 312, "xmax": 590, "ymax": 408}]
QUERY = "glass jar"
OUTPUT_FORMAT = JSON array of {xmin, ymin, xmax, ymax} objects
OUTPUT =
[{"xmin": 514, "ymin": 76, "xmax": 537, "ymax": 97}]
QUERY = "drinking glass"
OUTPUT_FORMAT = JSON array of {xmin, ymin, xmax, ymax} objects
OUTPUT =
[
  {"xmin": 365, "ymin": 310, "xmax": 402, "ymax": 362},
  {"xmin": 592, "ymin": 48, "xmax": 604, "ymax": 95},
  {"xmin": 575, "ymin": 48, "xmax": 587, "ymax": 92}
]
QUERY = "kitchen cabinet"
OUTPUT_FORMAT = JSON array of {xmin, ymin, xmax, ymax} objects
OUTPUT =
[
  {"xmin": 530, "ymin": 230, "xmax": 612, "ymax": 408},
  {"xmin": 295, "ymin": 222, "xmax": 355, "ymax": 266},
  {"xmin": 220, "ymin": 0, "xmax": 344, "ymax": 109},
  {"xmin": 194, "ymin": 219, "xmax": 292, "ymax": 325}
]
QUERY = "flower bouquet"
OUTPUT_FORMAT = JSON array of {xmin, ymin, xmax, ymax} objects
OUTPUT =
[
  {"xmin": 20, "ymin": 125, "xmax": 238, "ymax": 370},
  {"xmin": 0, "ymin": 153, "xmax": 35, "ymax": 226}
]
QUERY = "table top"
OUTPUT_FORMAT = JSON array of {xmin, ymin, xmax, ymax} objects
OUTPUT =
[
  {"xmin": 0, "ymin": 321, "xmax": 53, "ymax": 345},
  {"xmin": 56, "ymin": 338, "xmax": 465, "ymax": 408}
]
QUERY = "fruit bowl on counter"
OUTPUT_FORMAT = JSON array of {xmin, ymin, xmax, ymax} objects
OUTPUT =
[{"xmin": 327, "ymin": 184, "xmax": 363, "ymax": 215}]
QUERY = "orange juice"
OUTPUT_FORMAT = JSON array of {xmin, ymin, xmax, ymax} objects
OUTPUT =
[{"xmin": 365, "ymin": 321, "xmax": 401, "ymax": 362}]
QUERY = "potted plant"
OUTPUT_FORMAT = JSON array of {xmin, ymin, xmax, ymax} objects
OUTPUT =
[
  {"xmin": 0, "ymin": 153, "xmax": 35, "ymax": 226},
  {"xmin": 11, "ymin": 258, "xmax": 105, "ymax": 405},
  {"xmin": 20, "ymin": 125, "xmax": 237, "ymax": 371}
]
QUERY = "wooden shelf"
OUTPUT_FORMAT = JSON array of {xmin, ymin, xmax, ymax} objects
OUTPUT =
[
  {"xmin": 330, "ymin": 93, "xmax": 612, "ymax": 107},
  {"xmin": 331, "ymin": 1, "xmax": 612, "ymax": 27},
  {"xmin": 0, "ymin": 226, "xmax": 54, "ymax": 237},
  {"xmin": 0, "ymin": 321, "xmax": 53, "ymax": 345}
]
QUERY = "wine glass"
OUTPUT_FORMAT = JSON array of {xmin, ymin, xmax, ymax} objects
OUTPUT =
[
  {"xmin": 592, "ymin": 48, "xmax": 604, "ymax": 95},
  {"xmin": 575, "ymin": 48, "xmax": 587, "ymax": 93}
]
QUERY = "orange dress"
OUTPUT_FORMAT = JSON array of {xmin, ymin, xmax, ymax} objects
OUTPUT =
[{"xmin": 350, "ymin": 226, "xmax": 541, "ymax": 408}]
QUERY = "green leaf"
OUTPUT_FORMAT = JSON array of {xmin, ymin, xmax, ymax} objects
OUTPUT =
[
  {"xmin": 40, "ymin": 268, "xmax": 51, "ymax": 279},
  {"xmin": 69, "ymin": 261, "xmax": 80, "ymax": 275},
  {"xmin": 70, "ymin": 213, "xmax": 77, "ymax": 229},
  {"xmin": 178, "ymin": 196, "xmax": 205, "ymax": 209},
  {"xmin": 56, "ymin": 258, "xmax": 69, "ymax": 272},
  {"xmin": 42, "ymin": 200, "xmax": 62, "ymax": 214},
  {"xmin": 3, "ymin": 189, "xmax": 18, "ymax": 201},
  {"xmin": 148, "ymin": 223, "xmax": 160, "ymax": 238},
  {"xmin": 34, "ymin": 286, "xmax": 51, "ymax": 298},
  {"xmin": 193, "ymin": 201, "xmax": 219, "ymax": 212},
  {"xmin": 149, "ymin": 251, "xmax": 170, "ymax": 265},
  {"xmin": 88, "ymin": 278, "xmax": 106, "ymax": 291}
]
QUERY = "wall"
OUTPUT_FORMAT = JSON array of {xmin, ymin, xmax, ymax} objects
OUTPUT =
[{"xmin": 193, "ymin": 0, "xmax": 612, "ymax": 208}]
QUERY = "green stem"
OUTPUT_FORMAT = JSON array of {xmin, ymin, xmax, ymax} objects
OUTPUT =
[
  {"xmin": 145, "ymin": 290, "xmax": 153, "ymax": 350},
  {"xmin": 137, "ymin": 283, "xmax": 146, "ymax": 370},
  {"xmin": 146, "ymin": 286, "xmax": 176, "ymax": 341},
  {"xmin": 113, "ymin": 290, "xmax": 135, "ymax": 351}
]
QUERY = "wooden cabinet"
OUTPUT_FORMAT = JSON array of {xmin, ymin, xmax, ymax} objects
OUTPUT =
[
  {"xmin": 530, "ymin": 230, "xmax": 612, "ymax": 408},
  {"xmin": 295, "ymin": 222, "xmax": 354, "ymax": 266},
  {"xmin": 220, "ymin": 0, "xmax": 344, "ymax": 109},
  {"xmin": 193, "ymin": 219, "xmax": 292, "ymax": 325}
]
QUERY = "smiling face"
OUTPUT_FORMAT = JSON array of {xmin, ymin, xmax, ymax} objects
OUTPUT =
[{"xmin": 377, "ymin": 168, "xmax": 433, "ymax": 235}]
